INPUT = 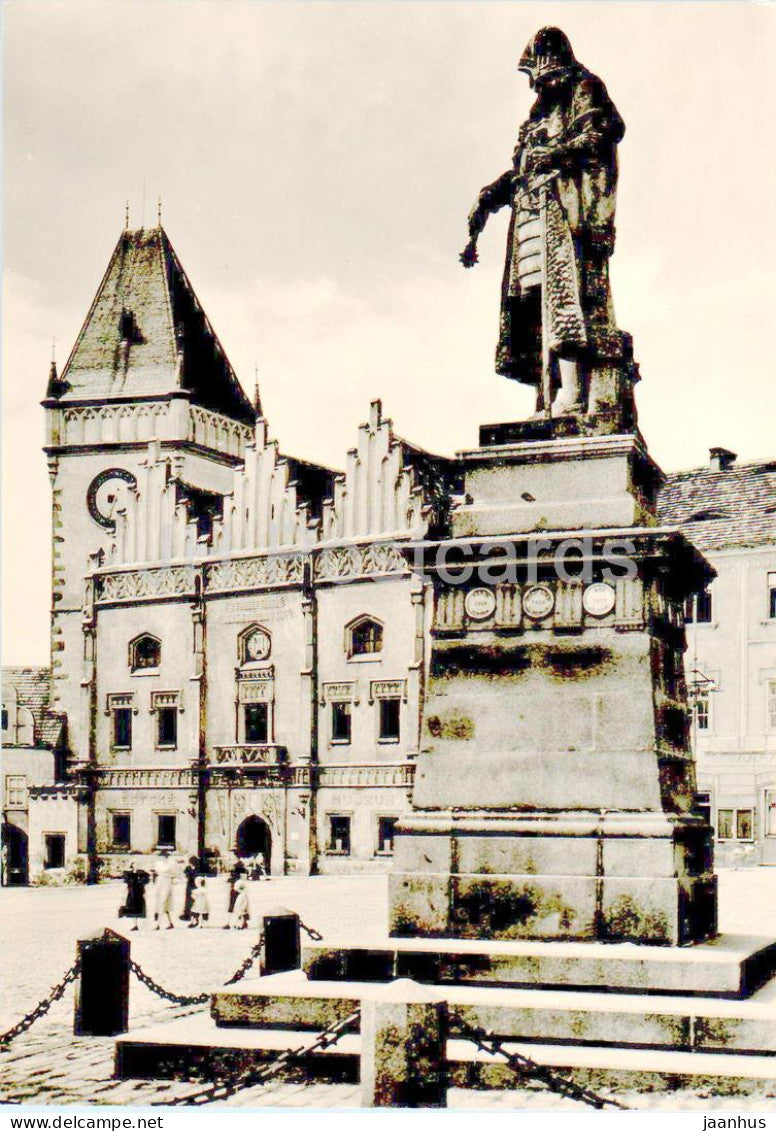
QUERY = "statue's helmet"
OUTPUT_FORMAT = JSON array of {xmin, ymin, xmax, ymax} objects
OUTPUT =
[{"xmin": 518, "ymin": 27, "xmax": 575, "ymax": 85}]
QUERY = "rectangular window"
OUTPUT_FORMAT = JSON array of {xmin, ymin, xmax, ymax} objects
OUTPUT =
[
  {"xmin": 696, "ymin": 590, "xmax": 713, "ymax": 623},
  {"xmin": 44, "ymin": 834, "xmax": 65, "ymax": 869},
  {"xmin": 327, "ymin": 815, "xmax": 351, "ymax": 855},
  {"xmin": 766, "ymin": 791, "xmax": 776, "ymax": 837},
  {"xmin": 768, "ymin": 681, "xmax": 776, "ymax": 732},
  {"xmin": 717, "ymin": 808, "xmax": 753, "ymax": 841},
  {"xmin": 717, "ymin": 809, "xmax": 733, "ymax": 840},
  {"xmin": 737, "ymin": 809, "xmax": 754, "ymax": 840},
  {"xmin": 156, "ymin": 814, "xmax": 176, "ymax": 849},
  {"xmin": 244, "ymin": 702, "xmax": 269, "ymax": 744},
  {"xmin": 331, "ymin": 701, "xmax": 352, "ymax": 744},
  {"xmin": 378, "ymin": 698, "xmax": 401, "ymax": 743},
  {"xmin": 1, "ymin": 708, "xmax": 8, "ymax": 731},
  {"xmin": 111, "ymin": 813, "xmax": 131, "ymax": 849},
  {"xmin": 5, "ymin": 775, "xmax": 26, "ymax": 808},
  {"xmin": 685, "ymin": 593, "xmax": 713, "ymax": 623},
  {"xmin": 695, "ymin": 693, "xmax": 710, "ymax": 731},
  {"xmin": 157, "ymin": 706, "xmax": 178, "ymax": 748},
  {"xmin": 695, "ymin": 791, "xmax": 711, "ymax": 825},
  {"xmin": 376, "ymin": 816, "xmax": 398, "ymax": 855},
  {"xmin": 768, "ymin": 573, "xmax": 776, "ymax": 619},
  {"xmin": 113, "ymin": 708, "xmax": 132, "ymax": 749}
]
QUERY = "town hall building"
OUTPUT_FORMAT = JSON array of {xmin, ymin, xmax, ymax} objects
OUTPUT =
[{"xmin": 29, "ymin": 223, "xmax": 451, "ymax": 880}]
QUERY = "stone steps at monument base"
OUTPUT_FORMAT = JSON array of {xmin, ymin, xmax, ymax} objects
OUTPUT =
[
  {"xmin": 300, "ymin": 933, "xmax": 776, "ymax": 998},
  {"xmin": 212, "ymin": 970, "xmax": 776, "ymax": 1055},
  {"xmin": 114, "ymin": 1011, "xmax": 776, "ymax": 1094}
]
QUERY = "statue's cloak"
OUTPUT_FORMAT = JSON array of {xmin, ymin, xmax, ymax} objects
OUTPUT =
[{"xmin": 491, "ymin": 66, "xmax": 625, "ymax": 385}]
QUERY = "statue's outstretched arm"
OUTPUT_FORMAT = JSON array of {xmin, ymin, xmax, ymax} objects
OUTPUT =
[{"xmin": 460, "ymin": 171, "xmax": 513, "ymax": 268}]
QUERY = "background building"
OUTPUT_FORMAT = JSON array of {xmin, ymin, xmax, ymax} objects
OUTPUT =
[
  {"xmin": 1, "ymin": 667, "xmax": 69, "ymax": 884},
  {"xmin": 659, "ymin": 450, "xmax": 776, "ymax": 865}
]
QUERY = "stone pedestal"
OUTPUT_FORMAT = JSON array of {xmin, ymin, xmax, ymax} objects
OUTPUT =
[
  {"xmin": 390, "ymin": 432, "xmax": 717, "ymax": 946},
  {"xmin": 452, "ymin": 432, "xmax": 662, "ymax": 539},
  {"xmin": 360, "ymin": 980, "xmax": 447, "ymax": 1108}
]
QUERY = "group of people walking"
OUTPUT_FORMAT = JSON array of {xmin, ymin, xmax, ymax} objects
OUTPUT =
[{"xmin": 119, "ymin": 854, "xmax": 264, "ymax": 930}]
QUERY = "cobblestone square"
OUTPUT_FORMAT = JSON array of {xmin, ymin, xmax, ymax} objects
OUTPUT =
[{"xmin": 2, "ymin": 869, "xmax": 776, "ymax": 1109}]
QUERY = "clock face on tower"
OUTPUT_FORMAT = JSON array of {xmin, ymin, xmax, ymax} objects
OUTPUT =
[{"xmin": 87, "ymin": 468, "xmax": 137, "ymax": 529}]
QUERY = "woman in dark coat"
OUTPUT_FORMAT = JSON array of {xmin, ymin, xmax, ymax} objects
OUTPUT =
[
  {"xmin": 227, "ymin": 858, "xmax": 247, "ymax": 914},
  {"xmin": 180, "ymin": 856, "xmax": 199, "ymax": 922},
  {"xmin": 119, "ymin": 862, "xmax": 150, "ymax": 931}
]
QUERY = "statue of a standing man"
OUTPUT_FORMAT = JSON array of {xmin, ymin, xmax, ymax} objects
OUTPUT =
[{"xmin": 462, "ymin": 28, "xmax": 626, "ymax": 418}]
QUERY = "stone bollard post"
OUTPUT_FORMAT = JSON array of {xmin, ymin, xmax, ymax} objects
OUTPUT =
[
  {"xmin": 361, "ymin": 979, "xmax": 447, "ymax": 1108},
  {"xmin": 74, "ymin": 928, "xmax": 130, "ymax": 1036},
  {"xmin": 260, "ymin": 906, "xmax": 301, "ymax": 976}
]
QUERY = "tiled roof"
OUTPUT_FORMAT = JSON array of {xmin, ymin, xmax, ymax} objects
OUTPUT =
[
  {"xmin": 56, "ymin": 227, "xmax": 254, "ymax": 425},
  {"xmin": 2, "ymin": 665, "xmax": 63, "ymax": 748},
  {"xmin": 658, "ymin": 459, "xmax": 776, "ymax": 552}
]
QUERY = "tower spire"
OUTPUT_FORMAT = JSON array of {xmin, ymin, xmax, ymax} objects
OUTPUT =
[
  {"xmin": 253, "ymin": 362, "xmax": 263, "ymax": 418},
  {"xmin": 46, "ymin": 338, "xmax": 69, "ymax": 398},
  {"xmin": 157, "ymin": 196, "xmax": 162, "ymax": 228},
  {"xmin": 124, "ymin": 200, "xmax": 130, "ymax": 231}
]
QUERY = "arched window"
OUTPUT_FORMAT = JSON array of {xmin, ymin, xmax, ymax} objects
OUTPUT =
[
  {"xmin": 129, "ymin": 634, "xmax": 161, "ymax": 672},
  {"xmin": 347, "ymin": 616, "xmax": 383, "ymax": 659}
]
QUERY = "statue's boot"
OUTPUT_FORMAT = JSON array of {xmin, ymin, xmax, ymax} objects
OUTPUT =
[{"xmin": 551, "ymin": 359, "xmax": 584, "ymax": 416}]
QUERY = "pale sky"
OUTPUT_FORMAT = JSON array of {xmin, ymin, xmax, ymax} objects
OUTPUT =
[{"xmin": 3, "ymin": 0, "xmax": 775, "ymax": 666}]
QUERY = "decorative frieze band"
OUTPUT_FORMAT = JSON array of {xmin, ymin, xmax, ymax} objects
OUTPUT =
[
  {"xmin": 94, "ymin": 541, "xmax": 411, "ymax": 606},
  {"xmin": 237, "ymin": 678, "xmax": 275, "ymax": 704},
  {"xmin": 46, "ymin": 401, "xmax": 253, "ymax": 460},
  {"xmin": 105, "ymin": 692, "xmax": 137, "ymax": 715},
  {"xmin": 96, "ymin": 565, "xmax": 197, "ymax": 604},
  {"xmin": 320, "ymin": 681, "xmax": 359, "ymax": 706},
  {"xmin": 315, "ymin": 764, "xmax": 415, "ymax": 788},
  {"xmin": 150, "ymin": 690, "xmax": 183, "ymax": 712},
  {"xmin": 93, "ymin": 768, "xmax": 196, "ymax": 789},
  {"xmin": 204, "ymin": 763, "xmax": 414, "ymax": 789},
  {"xmin": 188, "ymin": 404, "xmax": 253, "ymax": 460},
  {"xmin": 369, "ymin": 679, "xmax": 408, "ymax": 703},
  {"xmin": 434, "ymin": 578, "xmax": 645, "ymax": 632},
  {"xmin": 205, "ymin": 554, "xmax": 305, "ymax": 593},
  {"xmin": 314, "ymin": 543, "xmax": 408, "ymax": 583},
  {"xmin": 211, "ymin": 744, "xmax": 286, "ymax": 765}
]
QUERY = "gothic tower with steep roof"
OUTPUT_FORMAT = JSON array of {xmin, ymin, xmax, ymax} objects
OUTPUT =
[{"xmin": 43, "ymin": 225, "xmax": 255, "ymax": 763}]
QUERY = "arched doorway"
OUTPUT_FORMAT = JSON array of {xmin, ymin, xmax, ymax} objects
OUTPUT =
[
  {"xmin": 235, "ymin": 815, "xmax": 271, "ymax": 872},
  {"xmin": 2, "ymin": 824, "xmax": 28, "ymax": 886}
]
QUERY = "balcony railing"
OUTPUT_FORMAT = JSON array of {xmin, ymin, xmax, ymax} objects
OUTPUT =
[{"xmin": 210, "ymin": 744, "xmax": 287, "ymax": 767}]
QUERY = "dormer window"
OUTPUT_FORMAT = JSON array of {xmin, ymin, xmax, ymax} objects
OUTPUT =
[
  {"xmin": 118, "ymin": 307, "xmax": 143, "ymax": 343},
  {"xmin": 129, "ymin": 634, "xmax": 161, "ymax": 672},
  {"xmin": 347, "ymin": 616, "xmax": 383, "ymax": 659}
]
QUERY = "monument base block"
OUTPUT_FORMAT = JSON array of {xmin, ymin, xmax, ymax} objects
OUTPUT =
[{"xmin": 388, "ymin": 811, "xmax": 717, "ymax": 945}]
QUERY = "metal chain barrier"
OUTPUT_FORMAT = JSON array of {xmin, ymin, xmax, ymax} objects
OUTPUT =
[
  {"xmin": 129, "ymin": 959, "xmax": 210, "ymax": 1007},
  {"xmin": 129, "ymin": 931, "xmax": 267, "ymax": 1006},
  {"xmin": 450, "ymin": 1013, "xmax": 627, "ymax": 1111},
  {"xmin": 299, "ymin": 920, "xmax": 324, "ymax": 942},
  {"xmin": 223, "ymin": 931, "xmax": 264, "ymax": 985},
  {"xmin": 0, "ymin": 960, "xmax": 82, "ymax": 1050},
  {"xmin": 163, "ymin": 1007, "xmax": 360, "ymax": 1106}
]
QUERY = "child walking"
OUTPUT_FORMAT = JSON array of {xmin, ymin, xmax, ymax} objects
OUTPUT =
[{"xmin": 190, "ymin": 876, "xmax": 210, "ymax": 928}]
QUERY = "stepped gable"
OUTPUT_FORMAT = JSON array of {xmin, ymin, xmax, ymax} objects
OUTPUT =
[
  {"xmin": 2, "ymin": 665, "xmax": 63, "ymax": 747},
  {"xmin": 659, "ymin": 458, "xmax": 776, "ymax": 552},
  {"xmin": 99, "ymin": 401, "xmax": 453, "ymax": 566},
  {"xmin": 57, "ymin": 226, "xmax": 254, "ymax": 426},
  {"xmin": 320, "ymin": 401, "xmax": 452, "ymax": 543}
]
